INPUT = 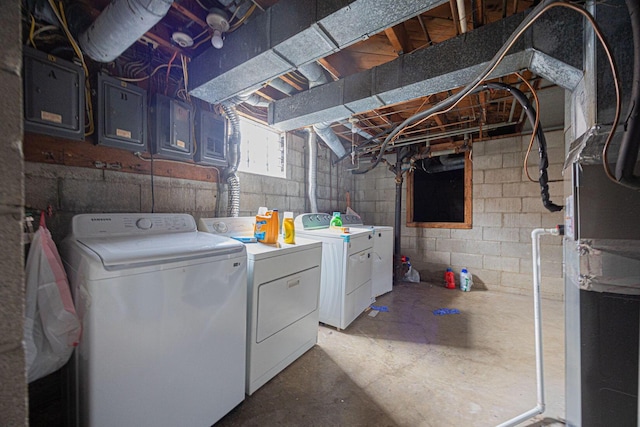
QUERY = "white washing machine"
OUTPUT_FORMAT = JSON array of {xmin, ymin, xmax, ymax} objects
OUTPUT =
[
  {"xmin": 341, "ymin": 215, "xmax": 393, "ymax": 298},
  {"xmin": 294, "ymin": 213, "xmax": 374, "ymax": 330},
  {"xmin": 61, "ymin": 213, "xmax": 247, "ymax": 427},
  {"xmin": 198, "ymin": 217, "xmax": 322, "ymax": 395}
]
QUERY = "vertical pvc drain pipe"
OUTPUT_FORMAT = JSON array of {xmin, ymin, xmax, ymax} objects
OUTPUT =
[{"xmin": 496, "ymin": 227, "xmax": 560, "ymax": 427}]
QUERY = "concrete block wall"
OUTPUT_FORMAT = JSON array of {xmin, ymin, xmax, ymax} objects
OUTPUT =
[
  {"xmin": 0, "ymin": 0, "xmax": 27, "ymax": 424},
  {"xmin": 25, "ymin": 163, "xmax": 218, "ymax": 242},
  {"xmin": 354, "ymin": 130, "xmax": 566, "ymax": 300}
]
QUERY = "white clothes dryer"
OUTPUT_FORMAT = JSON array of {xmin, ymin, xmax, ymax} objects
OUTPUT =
[
  {"xmin": 61, "ymin": 213, "xmax": 247, "ymax": 427},
  {"xmin": 341, "ymin": 214, "xmax": 393, "ymax": 298},
  {"xmin": 294, "ymin": 213, "xmax": 374, "ymax": 330},
  {"xmin": 198, "ymin": 217, "xmax": 322, "ymax": 395}
]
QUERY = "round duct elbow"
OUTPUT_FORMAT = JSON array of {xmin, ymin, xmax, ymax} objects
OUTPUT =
[{"xmin": 79, "ymin": 0, "xmax": 174, "ymax": 63}]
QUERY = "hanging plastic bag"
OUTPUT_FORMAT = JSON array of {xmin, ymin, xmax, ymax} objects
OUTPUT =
[{"xmin": 24, "ymin": 212, "xmax": 81, "ymax": 383}]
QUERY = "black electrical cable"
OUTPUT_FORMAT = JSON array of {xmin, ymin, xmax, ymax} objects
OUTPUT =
[
  {"xmin": 150, "ymin": 150, "xmax": 155, "ymax": 213},
  {"xmin": 480, "ymin": 82, "xmax": 562, "ymax": 212},
  {"xmin": 355, "ymin": 0, "xmax": 560, "ymax": 176},
  {"xmin": 614, "ymin": 0, "xmax": 640, "ymax": 189}
]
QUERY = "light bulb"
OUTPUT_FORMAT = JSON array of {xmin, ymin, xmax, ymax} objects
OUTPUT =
[{"xmin": 211, "ymin": 29, "xmax": 223, "ymax": 49}]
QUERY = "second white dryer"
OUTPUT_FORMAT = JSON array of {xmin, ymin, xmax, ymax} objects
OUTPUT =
[{"xmin": 199, "ymin": 217, "xmax": 322, "ymax": 395}]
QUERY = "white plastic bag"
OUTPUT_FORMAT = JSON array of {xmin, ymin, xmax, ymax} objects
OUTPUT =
[
  {"xmin": 24, "ymin": 212, "xmax": 81, "ymax": 383},
  {"xmin": 403, "ymin": 266, "xmax": 421, "ymax": 283}
]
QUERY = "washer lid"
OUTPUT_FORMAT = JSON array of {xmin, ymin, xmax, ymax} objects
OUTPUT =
[{"xmin": 77, "ymin": 232, "xmax": 244, "ymax": 269}]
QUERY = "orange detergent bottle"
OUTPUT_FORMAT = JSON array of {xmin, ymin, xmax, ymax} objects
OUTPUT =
[{"xmin": 255, "ymin": 209, "xmax": 279, "ymax": 244}]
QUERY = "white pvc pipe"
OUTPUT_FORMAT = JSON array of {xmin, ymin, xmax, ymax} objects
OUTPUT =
[
  {"xmin": 496, "ymin": 227, "xmax": 558, "ymax": 427},
  {"xmin": 456, "ymin": 0, "xmax": 468, "ymax": 33}
]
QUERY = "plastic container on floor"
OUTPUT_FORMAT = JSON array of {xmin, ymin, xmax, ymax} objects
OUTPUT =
[
  {"xmin": 445, "ymin": 268, "xmax": 455, "ymax": 289},
  {"xmin": 460, "ymin": 268, "xmax": 473, "ymax": 292}
]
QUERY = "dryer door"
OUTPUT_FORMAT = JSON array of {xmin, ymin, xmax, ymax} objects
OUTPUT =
[
  {"xmin": 345, "ymin": 248, "xmax": 372, "ymax": 295},
  {"xmin": 256, "ymin": 266, "xmax": 321, "ymax": 343}
]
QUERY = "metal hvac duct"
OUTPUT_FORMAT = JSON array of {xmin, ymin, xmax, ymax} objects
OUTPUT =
[
  {"xmin": 79, "ymin": 0, "xmax": 174, "ymax": 63},
  {"xmin": 307, "ymin": 128, "xmax": 319, "ymax": 213},
  {"xmin": 312, "ymin": 122, "xmax": 347, "ymax": 159}
]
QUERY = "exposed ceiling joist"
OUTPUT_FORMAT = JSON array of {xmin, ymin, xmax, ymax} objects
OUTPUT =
[
  {"xmin": 268, "ymin": 9, "xmax": 583, "ymax": 131},
  {"xmin": 188, "ymin": 0, "xmax": 449, "ymax": 104}
]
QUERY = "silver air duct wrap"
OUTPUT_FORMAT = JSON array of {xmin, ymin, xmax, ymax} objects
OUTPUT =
[
  {"xmin": 221, "ymin": 102, "xmax": 241, "ymax": 217},
  {"xmin": 79, "ymin": 0, "xmax": 174, "ymax": 63},
  {"xmin": 313, "ymin": 122, "xmax": 347, "ymax": 159},
  {"xmin": 307, "ymin": 128, "xmax": 319, "ymax": 213}
]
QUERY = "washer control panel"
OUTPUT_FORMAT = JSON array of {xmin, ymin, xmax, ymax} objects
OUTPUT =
[
  {"xmin": 72, "ymin": 213, "xmax": 196, "ymax": 237},
  {"xmin": 294, "ymin": 213, "xmax": 333, "ymax": 230}
]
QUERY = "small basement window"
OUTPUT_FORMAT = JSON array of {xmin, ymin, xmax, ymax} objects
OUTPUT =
[
  {"xmin": 407, "ymin": 151, "xmax": 472, "ymax": 229},
  {"xmin": 238, "ymin": 117, "xmax": 286, "ymax": 178}
]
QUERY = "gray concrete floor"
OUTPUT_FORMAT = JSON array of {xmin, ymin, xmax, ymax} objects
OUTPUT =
[{"xmin": 217, "ymin": 281, "xmax": 565, "ymax": 427}]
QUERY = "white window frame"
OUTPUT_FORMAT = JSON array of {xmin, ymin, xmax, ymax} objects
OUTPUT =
[{"xmin": 237, "ymin": 117, "xmax": 286, "ymax": 178}]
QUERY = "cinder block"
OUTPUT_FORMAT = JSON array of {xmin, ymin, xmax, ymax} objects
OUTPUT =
[
  {"xmin": 483, "ymin": 227, "xmax": 520, "ymax": 242},
  {"xmin": 485, "ymin": 255, "xmax": 519, "ymax": 272},
  {"xmin": 501, "ymin": 242, "xmax": 532, "ymax": 259},
  {"xmin": 483, "ymin": 255, "xmax": 503, "ymax": 271},
  {"xmin": 63, "ymin": 180, "xmax": 141, "ymax": 213},
  {"xmin": 473, "ymin": 198, "xmax": 485, "ymax": 213},
  {"xmin": 472, "ymin": 141, "xmax": 486, "ymax": 156},
  {"xmin": 288, "ymin": 150, "xmax": 303, "ymax": 167},
  {"xmin": 286, "ymin": 196, "xmax": 306, "ymax": 212},
  {"xmin": 502, "ymin": 152, "xmax": 525, "ymax": 168},
  {"xmin": 463, "ymin": 268, "xmax": 500, "ymax": 288},
  {"xmin": 422, "ymin": 228, "xmax": 451, "ymax": 239},
  {"xmin": 522, "ymin": 197, "xmax": 553, "ymax": 213},
  {"xmin": 285, "ymin": 181, "xmax": 300, "ymax": 197},
  {"xmin": 426, "ymin": 250, "xmax": 451, "ymax": 265},
  {"xmin": 0, "ymin": 347, "xmax": 27, "ymax": 427},
  {"xmin": 415, "ymin": 237, "xmax": 436, "ymax": 252},
  {"xmin": 473, "ymin": 154, "xmax": 502, "ymax": 170},
  {"xmin": 0, "ymin": 71, "xmax": 21, "ymax": 139},
  {"xmin": 484, "ymin": 136, "xmax": 521, "ymax": 154},
  {"xmin": 0, "ymin": 213, "xmax": 23, "ymax": 347},
  {"xmin": 375, "ymin": 201, "xmax": 394, "ymax": 213},
  {"xmin": 500, "ymin": 271, "xmax": 533, "ymax": 290},
  {"xmin": 484, "ymin": 197, "xmax": 521, "ymax": 213},
  {"xmin": 473, "ymin": 183, "xmax": 503, "ymax": 198},
  {"xmin": 474, "ymin": 213, "xmax": 502, "ymax": 227},
  {"xmin": 237, "ymin": 174, "xmax": 262, "ymax": 194},
  {"xmin": 195, "ymin": 188, "xmax": 216, "ymax": 212},
  {"xmin": 239, "ymin": 192, "xmax": 266, "ymax": 213},
  {"xmin": 460, "ymin": 239, "xmax": 502, "ymax": 256},
  {"xmin": 140, "ymin": 184, "xmax": 195, "ymax": 213},
  {"xmin": 451, "ymin": 227, "xmax": 483, "ymax": 240},
  {"xmin": 484, "ymin": 167, "xmax": 522, "ymax": 184},
  {"xmin": 265, "ymin": 195, "xmax": 287, "ymax": 211},
  {"xmin": 451, "ymin": 252, "xmax": 483, "ymax": 269},
  {"xmin": 103, "ymin": 170, "xmax": 152, "ymax": 185},
  {"xmin": 25, "ymin": 175, "xmax": 58, "ymax": 211},
  {"xmin": 503, "ymin": 182, "xmax": 544, "ymax": 198},
  {"xmin": 474, "ymin": 170, "xmax": 484, "ymax": 184},
  {"xmin": 503, "ymin": 213, "xmax": 541, "ymax": 228}
]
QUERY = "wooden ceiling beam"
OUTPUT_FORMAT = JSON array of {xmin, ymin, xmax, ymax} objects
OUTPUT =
[
  {"xmin": 449, "ymin": 0, "xmax": 461, "ymax": 35},
  {"xmin": 278, "ymin": 74, "xmax": 304, "ymax": 91},
  {"xmin": 171, "ymin": 3, "xmax": 208, "ymax": 29},
  {"xmin": 384, "ymin": 23, "xmax": 414, "ymax": 55},
  {"xmin": 417, "ymin": 14, "xmax": 433, "ymax": 46},
  {"xmin": 317, "ymin": 57, "xmax": 342, "ymax": 80}
]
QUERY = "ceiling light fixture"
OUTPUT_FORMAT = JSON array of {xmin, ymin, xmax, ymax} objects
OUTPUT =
[{"xmin": 206, "ymin": 8, "xmax": 229, "ymax": 49}]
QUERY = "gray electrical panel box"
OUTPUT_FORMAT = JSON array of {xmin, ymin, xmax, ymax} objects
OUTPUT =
[
  {"xmin": 151, "ymin": 94, "xmax": 194, "ymax": 160},
  {"xmin": 23, "ymin": 47, "xmax": 85, "ymax": 140},
  {"xmin": 194, "ymin": 109, "xmax": 228, "ymax": 167},
  {"xmin": 96, "ymin": 73, "xmax": 147, "ymax": 152}
]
